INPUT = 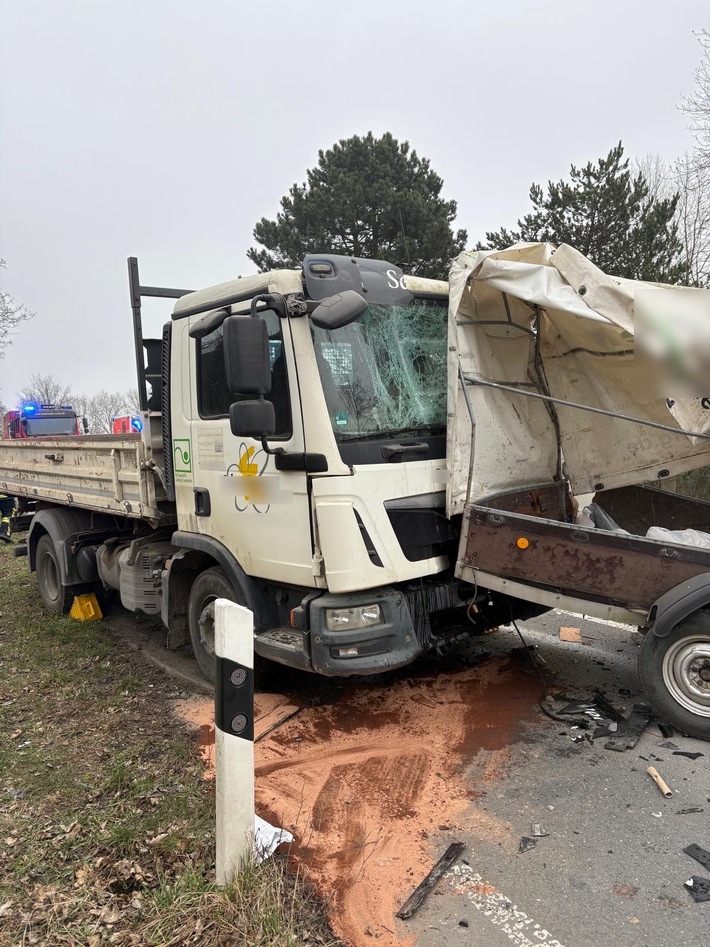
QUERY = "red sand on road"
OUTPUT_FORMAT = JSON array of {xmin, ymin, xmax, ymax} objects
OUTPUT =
[{"xmin": 174, "ymin": 656, "xmax": 541, "ymax": 946}]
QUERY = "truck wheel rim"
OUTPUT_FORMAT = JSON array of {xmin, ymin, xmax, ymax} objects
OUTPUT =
[
  {"xmin": 198, "ymin": 600, "xmax": 216, "ymax": 658},
  {"xmin": 662, "ymin": 636, "xmax": 710, "ymax": 718},
  {"xmin": 41, "ymin": 550, "xmax": 59, "ymax": 600}
]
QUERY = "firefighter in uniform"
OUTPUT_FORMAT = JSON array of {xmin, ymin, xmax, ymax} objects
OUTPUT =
[{"xmin": 0, "ymin": 492, "xmax": 13, "ymax": 544}]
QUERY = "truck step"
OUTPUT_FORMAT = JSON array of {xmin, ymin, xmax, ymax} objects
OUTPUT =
[{"xmin": 254, "ymin": 628, "xmax": 310, "ymax": 671}]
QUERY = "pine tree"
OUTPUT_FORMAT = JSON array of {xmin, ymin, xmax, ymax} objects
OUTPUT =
[
  {"xmin": 247, "ymin": 132, "xmax": 467, "ymax": 279},
  {"xmin": 484, "ymin": 143, "xmax": 684, "ymax": 283}
]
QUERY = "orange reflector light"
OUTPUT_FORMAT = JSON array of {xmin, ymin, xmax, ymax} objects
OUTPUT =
[{"xmin": 516, "ymin": 537, "xmax": 530, "ymax": 550}]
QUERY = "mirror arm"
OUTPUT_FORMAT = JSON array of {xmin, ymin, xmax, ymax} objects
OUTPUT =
[
  {"xmin": 260, "ymin": 435, "xmax": 284, "ymax": 457},
  {"xmin": 251, "ymin": 293, "xmax": 287, "ymax": 319}
]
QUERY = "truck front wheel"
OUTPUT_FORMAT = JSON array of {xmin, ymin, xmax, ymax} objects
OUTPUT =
[
  {"xmin": 35, "ymin": 534, "xmax": 73, "ymax": 614},
  {"xmin": 187, "ymin": 567, "xmax": 267, "ymax": 687},
  {"xmin": 639, "ymin": 612, "xmax": 710, "ymax": 740}
]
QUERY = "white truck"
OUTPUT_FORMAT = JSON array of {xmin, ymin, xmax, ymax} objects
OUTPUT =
[{"xmin": 0, "ymin": 254, "xmax": 539, "ymax": 684}]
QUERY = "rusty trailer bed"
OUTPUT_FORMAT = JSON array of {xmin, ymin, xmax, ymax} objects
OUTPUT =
[{"xmin": 456, "ymin": 483, "xmax": 710, "ymax": 622}]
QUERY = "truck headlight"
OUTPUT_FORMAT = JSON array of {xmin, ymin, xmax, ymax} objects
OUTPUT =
[{"xmin": 324, "ymin": 604, "xmax": 382, "ymax": 631}]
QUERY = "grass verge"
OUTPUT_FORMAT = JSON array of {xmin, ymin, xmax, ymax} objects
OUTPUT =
[{"xmin": 0, "ymin": 545, "xmax": 337, "ymax": 946}]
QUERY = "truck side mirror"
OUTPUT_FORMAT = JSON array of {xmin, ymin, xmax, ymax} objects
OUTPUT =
[
  {"xmin": 223, "ymin": 316, "xmax": 271, "ymax": 395},
  {"xmin": 310, "ymin": 290, "xmax": 368, "ymax": 330},
  {"xmin": 229, "ymin": 400, "xmax": 275, "ymax": 438}
]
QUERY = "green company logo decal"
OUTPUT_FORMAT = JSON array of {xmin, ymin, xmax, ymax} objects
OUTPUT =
[{"xmin": 173, "ymin": 439, "xmax": 192, "ymax": 474}]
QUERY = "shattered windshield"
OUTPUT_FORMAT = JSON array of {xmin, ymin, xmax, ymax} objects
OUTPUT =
[{"xmin": 311, "ymin": 298, "xmax": 448, "ymax": 439}]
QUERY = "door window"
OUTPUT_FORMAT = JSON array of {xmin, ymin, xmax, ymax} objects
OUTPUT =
[{"xmin": 196, "ymin": 310, "xmax": 292, "ymax": 437}]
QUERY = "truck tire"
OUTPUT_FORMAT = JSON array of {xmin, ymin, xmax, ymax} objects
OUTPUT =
[
  {"xmin": 187, "ymin": 566, "xmax": 268, "ymax": 687},
  {"xmin": 639, "ymin": 611, "xmax": 710, "ymax": 740},
  {"xmin": 35, "ymin": 534, "xmax": 73, "ymax": 614}
]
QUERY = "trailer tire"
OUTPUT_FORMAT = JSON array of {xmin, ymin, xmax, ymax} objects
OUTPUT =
[
  {"xmin": 187, "ymin": 567, "xmax": 267, "ymax": 687},
  {"xmin": 35, "ymin": 534, "xmax": 73, "ymax": 614},
  {"xmin": 639, "ymin": 612, "xmax": 710, "ymax": 741}
]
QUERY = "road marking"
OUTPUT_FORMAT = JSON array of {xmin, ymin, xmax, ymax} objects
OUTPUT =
[{"xmin": 449, "ymin": 864, "xmax": 567, "ymax": 947}]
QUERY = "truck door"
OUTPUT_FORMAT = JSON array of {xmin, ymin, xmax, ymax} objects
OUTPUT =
[{"xmin": 187, "ymin": 307, "xmax": 316, "ymax": 588}]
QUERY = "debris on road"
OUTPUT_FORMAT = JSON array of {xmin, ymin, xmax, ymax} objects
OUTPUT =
[
  {"xmin": 673, "ymin": 751, "xmax": 704, "ymax": 760},
  {"xmin": 604, "ymin": 704, "xmax": 652, "ymax": 752},
  {"xmin": 254, "ymin": 706, "xmax": 302, "ymax": 742},
  {"xmin": 518, "ymin": 836, "xmax": 537, "ymax": 854},
  {"xmin": 684, "ymin": 876, "xmax": 710, "ymax": 902},
  {"xmin": 647, "ymin": 766, "xmax": 673, "ymax": 798},
  {"xmin": 559, "ymin": 626, "xmax": 582, "ymax": 642},
  {"xmin": 684, "ymin": 844, "xmax": 710, "ymax": 873},
  {"xmin": 659, "ymin": 723, "xmax": 674, "ymax": 739},
  {"xmin": 395, "ymin": 842, "xmax": 465, "ymax": 920},
  {"xmin": 531, "ymin": 823, "xmax": 549, "ymax": 837},
  {"xmin": 677, "ymin": 807, "xmax": 704, "ymax": 815}
]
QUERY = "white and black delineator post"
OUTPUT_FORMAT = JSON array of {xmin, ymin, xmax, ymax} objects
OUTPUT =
[{"xmin": 214, "ymin": 597, "xmax": 255, "ymax": 885}]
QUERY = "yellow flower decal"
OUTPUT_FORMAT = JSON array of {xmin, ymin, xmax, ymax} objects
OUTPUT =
[{"xmin": 227, "ymin": 442, "xmax": 270, "ymax": 513}]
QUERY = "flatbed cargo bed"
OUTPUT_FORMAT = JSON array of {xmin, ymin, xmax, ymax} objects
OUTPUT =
[{"xmin": 0, "ymin": 433, "xmax": 172, "ymax": 524}]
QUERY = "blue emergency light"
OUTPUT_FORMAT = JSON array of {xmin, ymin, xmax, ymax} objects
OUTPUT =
[
  {"xmin": 131, "ymin": 417, "xmax": 143, "ymax": 432},
  {"xmin": 22, "ymin": 403, "xmax": 37, "ymax": 413}
]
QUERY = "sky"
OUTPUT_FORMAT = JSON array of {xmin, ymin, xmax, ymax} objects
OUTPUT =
[{"xmin": 1, "ymin": 0, "xmax": 708, "ymax": 406}]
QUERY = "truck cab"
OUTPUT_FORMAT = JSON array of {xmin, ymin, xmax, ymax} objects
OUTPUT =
[{"xmin": 159, "ymin": 254, "xmax": 496, "ymax": 681}]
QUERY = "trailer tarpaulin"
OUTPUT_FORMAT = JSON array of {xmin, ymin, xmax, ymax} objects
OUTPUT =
[{"xmin": 446, "ymin": 243, "xmax": 710, "ymax": 515}]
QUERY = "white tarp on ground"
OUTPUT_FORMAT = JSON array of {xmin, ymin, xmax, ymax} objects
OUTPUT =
[{"xmin": 446, "ymin": 242, "xmax": 710, "ymax": 516}]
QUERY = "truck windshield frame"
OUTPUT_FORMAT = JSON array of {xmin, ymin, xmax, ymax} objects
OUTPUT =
[{"xmin": 311, "ymin": 296, "xmax": 449, "ymax": 449}]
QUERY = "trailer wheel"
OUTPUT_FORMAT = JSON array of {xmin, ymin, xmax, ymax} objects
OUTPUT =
[
  {"xmin": 35, "ymin": 534, "xmax": 73, "ymax": 614},
  {"xmin": 188, "ymin": 567, "xmax": 267, "ymax": 687},
  {"xmin": 639, "ymin": 612, "xmax": 710, "ymax": 740}
]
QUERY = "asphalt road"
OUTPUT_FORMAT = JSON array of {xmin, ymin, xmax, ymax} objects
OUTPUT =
[{"xmin": 407, "ymin": 611, "xmax": 710, "ymax": 947}]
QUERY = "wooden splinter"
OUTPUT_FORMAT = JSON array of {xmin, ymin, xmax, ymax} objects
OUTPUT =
[{"xmin": 647, "ymin": 766, "xmax": 673, "ymax": 798}]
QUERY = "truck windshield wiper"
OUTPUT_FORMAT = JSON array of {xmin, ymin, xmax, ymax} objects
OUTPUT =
[{"xmin": 337, "ymin": 424, "xmax": 446, "ymax": 442}]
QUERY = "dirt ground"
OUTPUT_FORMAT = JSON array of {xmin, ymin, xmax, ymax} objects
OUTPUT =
[{"xmin": 173, "ymin": 649, "xmax": 543, "ymax": 947}]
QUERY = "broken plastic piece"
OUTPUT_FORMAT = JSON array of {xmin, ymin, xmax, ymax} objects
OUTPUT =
[
  {"xmin": 604, "ymin": 704, "xmax": 652, "ymax": 752},
  {"xmin": 684, "ymin": 844, "xmax": 710, "ymax": 873},
  {"xmin": 518, "ymin": 837, "xmax": 537, "ymax": 854},
  {"xmin": 395, "ymin": 842, "xmax": 465, "ymax": 920},
  {"xmin": 673, "ymin": 751, "xmax": 704, "ymax": 760},
  {"xmin": 592, "ymin": 690, "xmax": 626, "ymax": 724},
  {"xmin": 684, "ymin": 876, "xmax": 710, "ymax": 902},
  {"xmin": 531, "ymin": 823, "xmax": 549, "ymax": 837},
  {"xmin": 658, "ymin": 723, "xmax": 674, "ymax": 739},
  {"xmin": 677, "ymin": 807, "xmax": 704, "ymax": 815}
]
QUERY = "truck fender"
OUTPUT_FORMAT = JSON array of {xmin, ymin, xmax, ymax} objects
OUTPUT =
[
  {"xmin": 28, "ymin": 507, "xmax": 96, "ymax": 586},
  {"xmin": 165, "ymin": 531, "xmax": 267, "ymax": 649},
  {"xmin": 649, "ymin": 572, "xmax": 710, "ymax": 638}
]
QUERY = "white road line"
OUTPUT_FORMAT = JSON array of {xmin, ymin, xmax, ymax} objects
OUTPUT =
[{"xmin": 449, "ymin": 864, "xmax": 568, "ymax": 947}]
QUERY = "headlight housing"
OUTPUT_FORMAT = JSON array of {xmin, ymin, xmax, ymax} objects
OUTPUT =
[{"xmin": 324, "ymin": 603, "xmax": 382, "ymax": 631}]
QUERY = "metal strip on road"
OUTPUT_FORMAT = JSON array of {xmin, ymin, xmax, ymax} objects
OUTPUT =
[{"xmin": 449, "ymin": 863, "xmax": 568, "ymax": 947}]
